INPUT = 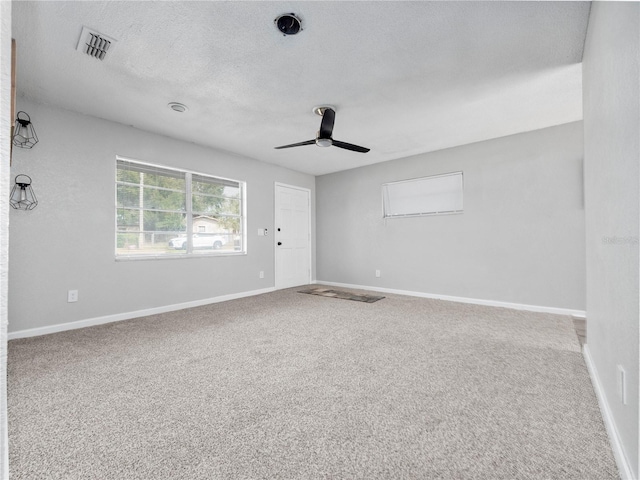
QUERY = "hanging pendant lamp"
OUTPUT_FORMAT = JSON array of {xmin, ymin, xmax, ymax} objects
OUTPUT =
[
  {"xmin": 10, "ymin": 175, "xmax": 38, "ymax": 210},
  {"xmin": 12, "ymin": 111, "xmax": 38, "ymax": 149}
]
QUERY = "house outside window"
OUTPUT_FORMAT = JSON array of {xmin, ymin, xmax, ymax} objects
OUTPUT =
[{"xmin": 116, "ymin": 157, "xmax": 246, "ymax": 258}]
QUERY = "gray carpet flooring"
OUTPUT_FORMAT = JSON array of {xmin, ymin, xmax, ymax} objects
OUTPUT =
[{"xmin": 8, "ymin": 287, "xmax": 618, "ymax": 479}]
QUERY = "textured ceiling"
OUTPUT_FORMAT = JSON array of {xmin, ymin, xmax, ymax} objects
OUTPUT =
[{"xmin": 12, "ymin": 1, "xmax": 590, "ymax": 176}]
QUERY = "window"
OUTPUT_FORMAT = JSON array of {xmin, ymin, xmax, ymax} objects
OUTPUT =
[
  {"xmin": 382, "ymin": 171, "xmax": 463, "ymax": 218},
  {"xmin": 116, "ymin": 158, "xmax": 245, "ymax": 258}
]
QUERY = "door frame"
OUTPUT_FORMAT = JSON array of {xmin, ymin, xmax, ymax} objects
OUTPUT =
[{"xmin": 274, "ymin": 182, "xmax": 312, "ymax": 289}]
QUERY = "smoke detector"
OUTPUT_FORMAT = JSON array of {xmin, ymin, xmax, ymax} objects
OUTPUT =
[
  {"xmin": 274, "ymin": 13, "xmax": 302, "ymax": 36},
  {"xmin": 76, "ymin": 26, "xmax": 116, "ymax": 60}
]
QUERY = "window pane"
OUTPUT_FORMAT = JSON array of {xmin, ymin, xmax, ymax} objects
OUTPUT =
[
  {"xmin": 116, "ymin": 207, "xmax": 140, "ymax": 228},
  {"xmin": 142, "ymin": 211, "xmax": 186, "ymax": 232},
  {"xmin": 223, "ymin": 198, "xmax": 241, "ymax": 215},
  {"xmin": 222, "ymin": 185, "xmax": 241, "ymax": 198},
  {"xmin": 117, "ymin": 169, "xmax": 140, "ymax": 183},
  {"xmin": 192, "ymin": 181, "xmax": 224, "ymax": 196},
  {"xmin": 143, "ymin": 187, "xmax": 186, "ymax": 211},
  {"xmin": 192, "ymin": 193, "xmax": 226, "ymax": 215},
  {"xmin": 117, "ymin": 185, "xmax": 140, "ymax": 208},
  {"xmin": 116, "ymin": 232, "xmax": 142, "ymax": 250},
  {"xmin": 213, "ymin": 215, "xmax": 242, "ymax": 234},
  {"xmin": 166, "ymin": 232, "xmax": 189, "ymax": 251},
  {"xmin": 192, "ymin": 174, "xmax": 238, "ymax": 192},
  {"xmin": 142, "ymin": 172, "xmax": 185, "ymax": 190},
  {"xmin": 117, "ymin": 231, "xmax": 187, "ymax": 256},
  {"xmin": 191, "ymin": 214, "xmax": 241, "ymax": 253},
  {"xmin": 192, "ymin": 195, "xmax": 240, "ymax": 216}
]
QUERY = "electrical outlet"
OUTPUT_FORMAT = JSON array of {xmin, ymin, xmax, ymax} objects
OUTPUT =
[
  {"xmin": 67, "ymin": 290, "xmax": 78, "ymax": 303},
  {"xmin": 617, "ymin": 365, "xmax": 627, "ymax": 405},
  {"xmin": 259, "ymin": 271, "xmax": 264, "ymax": 279},
  {"xmin": 375, "ymin": 270, "xmax": 381, "ymax": 278}
]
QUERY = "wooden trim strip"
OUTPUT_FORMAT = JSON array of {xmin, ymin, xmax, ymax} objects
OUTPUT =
[{"xmin": 10, "ymin": 38, "xmax": 16, "ymax": 163}]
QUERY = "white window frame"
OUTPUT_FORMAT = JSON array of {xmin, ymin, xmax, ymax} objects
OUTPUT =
[
  {"xmin": 116, "ymin": 156, "xmax": 247, "ymax": 259},
  {"xmin": 382, "ymin": 171, "xmax": 463, "ymax": 218}
]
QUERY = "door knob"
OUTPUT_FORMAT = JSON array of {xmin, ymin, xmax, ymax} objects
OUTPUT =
[{"xmin": 277, "ymin": 242, "xmax": 282, "ymax": 246}]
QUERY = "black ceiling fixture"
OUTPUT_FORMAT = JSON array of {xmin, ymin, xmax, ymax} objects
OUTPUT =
[
  {"xmin": 275, "ymin": 107, "xmax": 370, "ymax": 153},
  {"xmin": 275, "ymin": 13, "xmax": 302, "ymax": 36}
]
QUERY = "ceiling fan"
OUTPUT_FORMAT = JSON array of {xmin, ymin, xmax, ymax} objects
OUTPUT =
[{"xmin": 274, "ymin": 106, "xmax": 370, "ymax": 153}]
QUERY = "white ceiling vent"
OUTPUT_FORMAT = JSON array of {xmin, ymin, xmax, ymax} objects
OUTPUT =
[{"xmin": 76, "ymin": 26, "xmax": 116, "ymax": 60}]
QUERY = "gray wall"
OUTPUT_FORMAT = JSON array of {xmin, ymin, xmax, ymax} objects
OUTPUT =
[
  {"xmin": 8, "ymin": 100, "xmax": 315, "ymax": 333},
  {"xmin": 583, "ymin": 2, "xmax": 640, "ymax": 477},
  {"xmin": 317, "ymin": 122, "xmax": 585, "ymax": 310}
]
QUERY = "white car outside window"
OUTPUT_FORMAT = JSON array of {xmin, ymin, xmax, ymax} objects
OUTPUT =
[{"xmin": 168, "ymin": 234, "xmax": 227, "ymax": 250}]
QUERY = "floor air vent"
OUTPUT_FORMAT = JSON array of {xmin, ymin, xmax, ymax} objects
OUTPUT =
[{"xmin": 76, "ymin": 26, "xmax": 116, "ymax": 60}]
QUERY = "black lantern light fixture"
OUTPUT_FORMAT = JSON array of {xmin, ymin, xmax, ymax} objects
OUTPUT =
[
  {"xmin": 10, "ymin": 175, "xmax": 38, "ymax": 210},
  {"xmin": 12, "ymin": 111, "xmax": 38, "ymax": 149}
]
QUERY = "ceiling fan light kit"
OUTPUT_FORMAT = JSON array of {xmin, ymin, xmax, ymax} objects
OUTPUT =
[{"xmin": 275, "ymin": 106, "xmax": 370, "ymax": 153}]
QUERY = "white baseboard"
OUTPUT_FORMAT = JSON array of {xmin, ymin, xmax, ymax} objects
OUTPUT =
[
  {"xmin": 8, "ymin": 287, "xmax": 276, "ymax": 340},
  {"xmin": 583, "ymin": 344, "xmax": 635, "ymax": 480},
  {"xmin": 316, "ymin": 281, "xmax": 586, "ymax": 317},
  {"xmin": 13, "ymin": 281, "xmax": 582, "ymax": 340}
]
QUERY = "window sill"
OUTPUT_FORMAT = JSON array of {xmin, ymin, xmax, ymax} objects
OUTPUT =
[{"xmin": 115, "ymin": 251, "xmax": 247, "ymax": 262}]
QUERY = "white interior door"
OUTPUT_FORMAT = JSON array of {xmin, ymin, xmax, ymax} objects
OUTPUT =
[{"xmin": 275, "ymin": 184, "xmax": 311, "ymax": 289}]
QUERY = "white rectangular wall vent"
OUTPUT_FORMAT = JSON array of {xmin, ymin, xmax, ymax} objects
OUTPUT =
[{"xmin": 76, "ymin": 26, "xmax": 116, "ymax": 60}]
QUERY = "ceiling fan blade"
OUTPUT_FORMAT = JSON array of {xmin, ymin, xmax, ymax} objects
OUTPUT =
[
  {"xmin": 332, "ymin": 140, "xmax": 370, "ymax": 153},
  {"xmin": 319, "ymin": 108, "xmax": 335, "ymax": 139},
  {"xmin": 274, "ymin": 139, "xmax": 316, "ymax": 149}
]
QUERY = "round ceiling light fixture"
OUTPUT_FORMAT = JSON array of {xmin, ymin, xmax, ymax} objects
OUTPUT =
[
  {"xmin": 275, "ymin": 13, "xmax": 302, "ymax": 36},
  {"xmin": 168, "ymin": 102, "xmax": 188, "ymax": 113}
]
